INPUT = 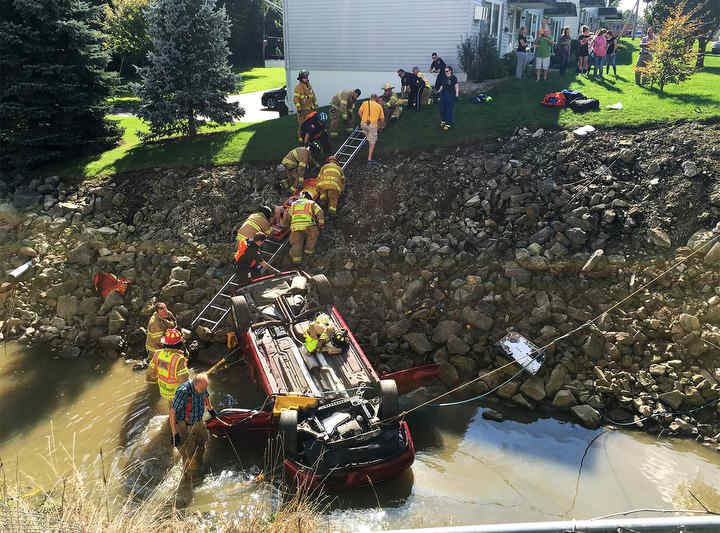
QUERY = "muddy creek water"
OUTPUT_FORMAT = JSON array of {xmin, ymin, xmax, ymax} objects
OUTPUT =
[{"xmin": 2, "ymin": 342, "xmax": 720, "ymax": 531}]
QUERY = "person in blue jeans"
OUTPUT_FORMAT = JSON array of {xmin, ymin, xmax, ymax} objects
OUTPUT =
[
  {"xmin": 438, "ymin": 66, "xmax": 459, "ymax": 130},
  {"xmin": 605, "ymin": 30, "xmax": 617, "ymax": 76}
]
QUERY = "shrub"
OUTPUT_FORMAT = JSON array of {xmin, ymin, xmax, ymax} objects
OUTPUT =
[
  {"xmin": 103, "ymin": 0, "xmax": 152, "ymax": 78},
  {"xmin": 457, "ymin": 32, "xmax": 506, "ymax": 82},
  {"xmin": 636, "ymin": 4, "xmax": 700, "ymax": 93}
]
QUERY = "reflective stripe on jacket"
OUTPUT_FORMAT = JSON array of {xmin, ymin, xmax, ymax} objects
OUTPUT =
[
  {"xmin": 330, "ymin": 91, "xmax": 355, "ymax": 113},
  {"xmin": 293, "ymin": 82, "xmax": 318, "ymax": 113},
  {"xmin": 146, "ymin": 312, "xmax": 176, "ymax": 353},
  {"xmin": 290, "ymin": 198, "xmax": 324, "ymax": 231},
  {"xmin": 153, "ymin": 348, "xmax": 188, "ymax": 400},
  {"xmin": 316, "ymin": 163, "xmax": 345, "ymax": 193},
  {"xmin": 282, "ymin": 147, "xmax": 310, "ymax": 178},
  {"xmin": 236, "ymin": 212, "xmax": 270, "ymax": 241}
]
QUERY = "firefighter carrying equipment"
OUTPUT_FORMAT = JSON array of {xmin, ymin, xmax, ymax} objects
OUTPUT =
[
  {"xmin": 236, "ymin": 210, "xmax": 272, "ymax": 242},
  {"xmin": 152, "ymin": 348, "xmax": 189, "ymax": 400},
  {"xmin": 303, "ymin": 313, "xmax": 341, "ymax": 354}
]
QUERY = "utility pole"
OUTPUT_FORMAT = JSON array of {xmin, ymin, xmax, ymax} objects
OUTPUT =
[{"xmin": 631, "ymin": 0, "xmax": 640, "ymax": 40}]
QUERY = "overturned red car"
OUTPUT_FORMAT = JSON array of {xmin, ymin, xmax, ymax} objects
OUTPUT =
[{"xmin": 198, "ymin": 270, "xmax": 437, "ymax": 490}]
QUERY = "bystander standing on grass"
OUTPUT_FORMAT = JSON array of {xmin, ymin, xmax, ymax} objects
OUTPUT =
[
  {"xmin": 558, "ymin": 27, "xmax": 572, "ymax": 75},
  {"xmin": 516, "ymin": 26, "xmax": 530, "ymax": 79},
  {"xmin": 605, "ymin": 30, "xmax": 617, "ymax": 76},
  {"xmin": 535, "ymin": 27, "xmax": 553, "ymax": 81},
  {"xmin": 578, "ymin": 25, "xmax": 591, "ymax": 74},
  {"xmin": 591, "ymin": 29, "xmax": 608, "ymax": 79},
  {"xmin": 437, "ymin": 66, "xmax": 459, "ymax": 130}
]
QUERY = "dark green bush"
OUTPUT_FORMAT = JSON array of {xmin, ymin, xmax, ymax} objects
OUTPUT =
[{"xmin": 457, "ymin": 32, "xmax": 506, "ymax": 81}]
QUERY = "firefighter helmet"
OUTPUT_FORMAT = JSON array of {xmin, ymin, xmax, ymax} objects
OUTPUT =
[
  {"xmin": 301, "ymin": 191, "xmax": 313, "ymax": 200},
  {"xmin": 253, "ymin": 232, "xmax": 267, "ymax": 243},
  {"xmin": 309, "ymin": 141, "xmax": 322, "ymax": 158},
  {"xmin": 260, "ymin": 205, "xmax": 272, "ymax": 219},
  {"xmin": 297, "ymin": 69, "xmax": 310, "ymax": 81},
  {"xmin": 161, "ymin": 328, "xmax": 183, "ymax": 346},
  {"xmin": 318, "ymin": 111, "xmax": 328, "ymax": 123}
]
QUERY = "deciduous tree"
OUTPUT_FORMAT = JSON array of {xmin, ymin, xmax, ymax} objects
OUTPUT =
[
  {"xmin": 0, "ymin": 0, "xmax": 120, "ymax": 172},
  {"xmin": 135, "ymin": 0, "xmax": 244, "ymax": 139},
  {"xmin": 103, "ymin": 0, "xmax": 152, "ymax": 77},
  {"xmin": 637, "ymin": 4, "xmax": 700, "ymax": 93},
  {"xmin": 647, "ymin": 0, "xmax": 720, "ymax": 67}
]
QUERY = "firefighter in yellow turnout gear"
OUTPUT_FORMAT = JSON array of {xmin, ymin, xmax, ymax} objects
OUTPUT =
[
  {"xmin": 293, "ymin": 70, "xmax": 318, "ymax": 143},
  {"xmin": 280, "ymin": 142, "xmax": 321, "ymax": 193},
  {"xmin": 303, "ymin": 314, "xmax": 342, "ymax": 355},
  {"xmin": 283, "ymin": 192, "xmax": 324, "ymax": 264},
  {"xmin": 148, "ymin": 328, "xmax": 189, "ymax": 404},
  {"xmin": 380, "ymin": 83, "xmax": 403, "ymax": 122},
  {"xmin": 329, "ymin": 89, "xmax": 361, "ymax": 138},
  {"xmin": 235, "ymin": 206, "xmax": 275, "ymax": 243},
  {"xmin": 316, "ymin": 156, "xmax": 346, "ymax": 215}
]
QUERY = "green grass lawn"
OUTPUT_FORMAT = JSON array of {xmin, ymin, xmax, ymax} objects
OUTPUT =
[
  {"xmin": 50, "ymin": 41, "xmax": 720, "ymax": 179},
  {"xmin": 234, "ymin": 67, "xmax": 285, "ymax": 93}
]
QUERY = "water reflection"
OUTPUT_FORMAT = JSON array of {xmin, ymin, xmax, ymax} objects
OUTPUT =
[{"xmin": 2, "ymin": 342, "xmax": 720, "ymax": 531}]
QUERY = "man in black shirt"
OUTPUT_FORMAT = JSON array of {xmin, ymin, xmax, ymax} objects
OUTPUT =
[
  {"xmin": 300, "ymin": 111, "xmax": 330, "ymax": 156},
  {"xmin": 397, "ymin": 69, "xmax": 425, "ymax": 112},
  {"xmin": 234, "ymin": 233, "xmax": 271, "ymax": 282},
  {"xmin": 430, "ymin": 52, "xmax": 447, "ymax": 90}
]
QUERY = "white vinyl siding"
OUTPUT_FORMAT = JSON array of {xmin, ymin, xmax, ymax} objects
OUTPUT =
[{"xmin": 284, "ymin": 0, "xmax": 474, "ymax": 72}]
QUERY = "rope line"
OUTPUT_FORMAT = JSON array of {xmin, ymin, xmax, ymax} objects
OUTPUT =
[{"xmin": 376, "ymin": 232, "xmax": 720, "ymax": 425}]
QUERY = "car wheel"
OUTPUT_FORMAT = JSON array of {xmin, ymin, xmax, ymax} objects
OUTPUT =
[
  {"xmin": 379, "ymin": 379, "xmax": 399, "ymax": 419},
  {"xmin": 266, "ymin": 96, "xmax": 277, "ymax": 110},
  {"xmin": 230, "ymin": 295, "xmax": 251, "ymax": 335},
  {"xmin": 311, "ymin": 274, "xmax": 333, "ymax": 305},
  {"xmin": 278, "ymin": 409, "xmax": 298, "ymax": 458},
  {"xmin": 278, "ymin": 102, "xmax": 289, "ymax": 116}
]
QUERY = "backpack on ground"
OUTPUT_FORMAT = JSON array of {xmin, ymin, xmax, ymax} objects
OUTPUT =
[
  {"xmin": 569, "ymin": 98, "xmax": 600, "ymax": 113},
  {"xmin": 561, "ymin": 89, "xmax": 585, "ymax": 103},
  {"xmin": 541, "ymin": 92, "xmax": 566, "ymax": 107}
]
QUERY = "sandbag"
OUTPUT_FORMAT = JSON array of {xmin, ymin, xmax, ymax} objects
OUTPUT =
[{"xmin": 569, "ymin": 98, "xmax": 600, "ymax": 113}]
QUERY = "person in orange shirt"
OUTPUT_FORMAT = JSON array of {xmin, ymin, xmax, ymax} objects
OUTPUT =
[{"xmin": 357, "ymin": 94, "xmax": 384, "ymax": 163}]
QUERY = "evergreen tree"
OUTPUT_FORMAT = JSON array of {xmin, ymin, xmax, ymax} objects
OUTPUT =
[
  {"xmin": 136, "ymin": 0, "xmax": 243, "ymax": 139},
  {"xmin": 218, "ymin": 0, "xmax": 264, "ymax": 66},
  {"xmin": 0, "ymin": 0, "xmax": 120, "ymax": 172}
]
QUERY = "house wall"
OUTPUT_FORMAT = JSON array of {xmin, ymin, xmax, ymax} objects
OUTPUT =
[
  {"xmin": 283, "ymin": 0, "xmax": 479, "ymax": 111},
  {"xmin": 499, "ymin": 7, "xmax": 544, "ymax": 56}
]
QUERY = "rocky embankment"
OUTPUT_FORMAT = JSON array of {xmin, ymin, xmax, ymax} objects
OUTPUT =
[{"xmin": 2, "ymin": 122, "xmax": 720, "ymax": 440}]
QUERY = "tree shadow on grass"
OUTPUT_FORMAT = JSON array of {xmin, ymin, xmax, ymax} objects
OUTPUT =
[
  {"xmin": 640, "ymin": 86, "xmax": 719, "ymax": 107},
  {"xmin": 698, "ymin": 65, "xmax": 720, "ymax": 75}
]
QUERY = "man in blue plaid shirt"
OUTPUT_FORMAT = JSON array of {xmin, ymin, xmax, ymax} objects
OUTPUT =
[{"xmin": 169, "ymin": 373, "xmax": 217, "ymax": 468}]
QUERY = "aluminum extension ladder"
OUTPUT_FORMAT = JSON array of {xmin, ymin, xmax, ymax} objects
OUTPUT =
[
  {"xmin": 190, "ymin": 236, "xmax": 289, "ymax": 332},
  {"xmin": 333, "ymin": 126, "xmax": 367, "ymax": 170},
  {"xmin": 191, "ymin": 127, "xmax": 366, "ymax": 332}
]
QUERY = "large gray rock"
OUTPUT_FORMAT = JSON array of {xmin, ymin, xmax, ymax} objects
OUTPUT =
[
  {"xmin": 386, "ymin": 319, "xmax": 412, "ymax": 338},
  {"xmin": 462, "ymin": 307, "xmax": 494, "ymax": 331},
  {"xmin": 99, "ymin": 290, "xmax": 124, "ymax": 314},
  {"xmin": 170, "ymin": 266, "xmax": 190, "ymax": 282},
  {"xmin": 432, "ymin": 320, "xmax": 462, "ymax": 344},
  {"xmin": 332, "ymin": 271, "xmax": 354, "ymax": 289},
  {"xmin": 79, "ymin": 297, "xmax": 102, "ymax": 315},
  {"xmin": 450, "ymin": 355, "xmax": 476, "ymax": 377},
  {"xmin": 56, "ymin": 295, "xmax": 79, "ymax": 319},
  {"xmin": 183, "ymin": 288, "xmax": 206, "ymax": 305},
  {"xmin": 446, "ymin": 334, "xmax": 470, "ymax": 354},
  {"xmin": 520, "ymin": 375, "xmax": 546, "ymax": 402},
  {"xmin": 647, "ymin": 228, "xmax": 671, "ymax": 248},
  {"xmin": 659, "ymin": 390, "xmax": 684, "ymax": 410},
  {"xmin": 98, "ymin": 335, "xmax": 124, "ymax": 351},
  {"xmin": 571, "ymin": 404, "xmax": 602, "ymax": 429},
  {"xmin": 438, "ymin": 362, "xmax": 460, "ymax": 387},
  {"xmin": 68, "ymin": 242, "xmax": 97, "ymax": 265},
  {"xmin": 0, "ymin": 203, "xmax": 24, "ymax": 226},
  {"xmin": 552, "ymin": 389, "xmax": 577, "ymax": 408},
  {"xmin": 161, "ymin": 279, "xmax": 188, "ymax": 300},
  {"xmin": 678, "ymin": 313, "xmax": 701, "ymax": 333},
  {"xmin": 545, "ymin": 365, "xmax": 569, "ymax": 397},
  {"xmin": 107, "ymin": 310, "xmax": 127, "ymax": 334},
  {"xmin": 704, "ymin": 242, "xmax": 720, "ymax": 265},
  {"xmin": 403, "ymin": 332, "xmax": 433, "ymax": 354}
]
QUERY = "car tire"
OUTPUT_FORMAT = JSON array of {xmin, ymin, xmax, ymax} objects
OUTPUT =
[
  {"xmin": 311, "ymin": 274, "xmax": 333, "ymax": 306},
  {"xmin": 278, "ymin": 409, "xmax": 298, "ymax": 458},
  {"xmin": 230, "ymin": 295, "xmax": 251, "ymax": 335},
  {"xmin": 266, "ymin": 96, "xmax": 277, "ymax": 110},
  {"xmin": 379, "ymin": 379, "xmax": 399, "ymax": 419},
  {"xmin": 278, "ymin": 102, "xmax": 289, "ymax": 116}
]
